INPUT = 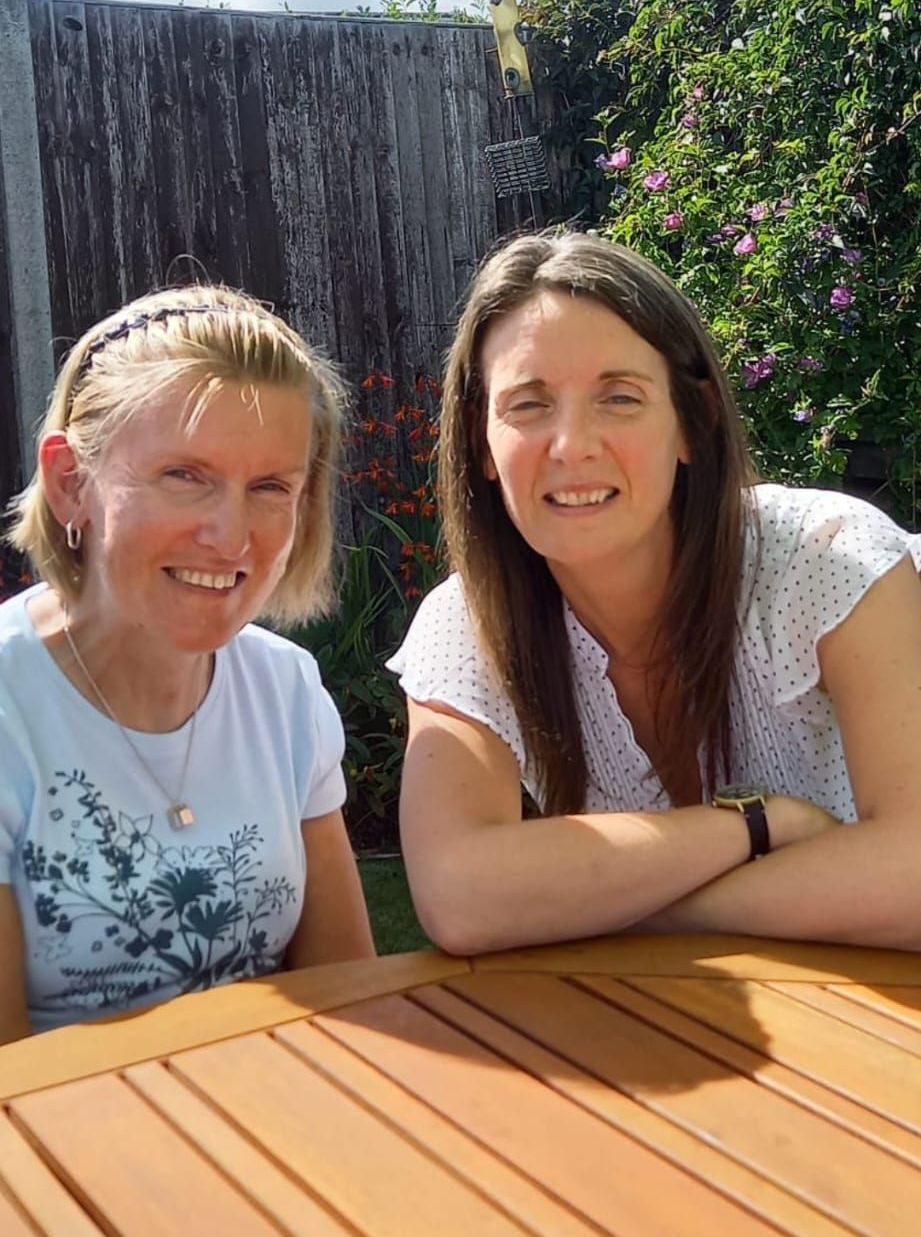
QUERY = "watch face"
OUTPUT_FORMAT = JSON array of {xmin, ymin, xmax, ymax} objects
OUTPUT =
[{"xmin": 714, "ymin": 783, "xmax": 770, "ymax": 802}]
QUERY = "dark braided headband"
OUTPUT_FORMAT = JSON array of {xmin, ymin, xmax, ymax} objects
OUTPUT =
[{"xmin": 77, "ymin": 304, "xmax": 240, "ymax": 378}]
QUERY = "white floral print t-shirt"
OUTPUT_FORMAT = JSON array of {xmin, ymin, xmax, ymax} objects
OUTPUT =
[{"xmin": 0, "ymin": 586, "xmax": 346, "ymax": 1033}]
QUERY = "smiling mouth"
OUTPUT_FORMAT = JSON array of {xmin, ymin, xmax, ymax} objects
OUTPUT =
[
  {"xmin": 545, "ymin": 488, "xmax": 619, "ymax": 508},
  {"xmin": 166, "ymin": 568, "xmax": 245, "ymax": 591}
]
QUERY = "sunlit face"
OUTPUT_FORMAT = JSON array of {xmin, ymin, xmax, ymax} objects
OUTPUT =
[
  {"xmin": 74, "ymin": 381, "xmax": 313, "ymax": 653},
  {"xmin": 480, "ymin": 291, "xmax": 689, "ymax": 580}
]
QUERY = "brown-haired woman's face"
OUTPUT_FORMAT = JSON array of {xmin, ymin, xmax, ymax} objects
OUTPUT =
[{"xmin": 479, "ymin": 290, "xmax": 689, "ymax": 581}]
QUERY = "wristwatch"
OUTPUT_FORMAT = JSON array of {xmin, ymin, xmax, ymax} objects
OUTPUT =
[{"xmin": 712, "ymin": 783, "xmax": 771, "ymax": 862}]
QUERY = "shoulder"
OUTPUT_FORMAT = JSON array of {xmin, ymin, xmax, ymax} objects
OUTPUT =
[
  {"xmin": 229, "ymin": 621, "xmax": 324, "ymax": 689},
  {"xmin": 386, "ymin": 573, "xmax": 480, "ymax": 676},
  {"xmin": 0, "ymin": 586, "xmax": 50, "ymax": 716},
  {"xmin": 0, "ymin": 584, "xmax": 43, "ymax": 655},
  {"xmin": 747, "ymin": 483, "xmax": 920, "ymax": 596},
  {"xmin": 386, "ymin": 573, "xmax": 527, "ymax": 768}
]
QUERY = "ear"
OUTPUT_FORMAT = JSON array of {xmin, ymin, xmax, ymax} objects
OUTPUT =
[
  {"xmin": 39, "ymin": 433, "xmax": 86, "ymax": 527},
  {"xmin": 483, "ymin": 446, "xmax": 498, "ymax": 482}
]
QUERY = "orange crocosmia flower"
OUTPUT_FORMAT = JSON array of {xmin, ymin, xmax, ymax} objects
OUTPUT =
[
  {"xmin": 385, "ymin": 502, "xmax": 399, "ymax": 515},
  {"xmin": 408, "ymin": 426, "xmax": 423, "ymax": 443},
  {"xmin": 360, "ymin": 374, "xmax": 377, "ymax": 390},
  {"xmin": 421, "ymin": 502, "xmax": 437, "ymax": 518},
  {"xmin": 379, "ymin": 423, "xmax": 397, "ymax": 438},
  {"xmin": 410, "ymin": 407, "xmax": 425, "ymax": 423},
  {"xmin": 361, "ymin": 418, "xmax": 377, "ymax": 435},
  {"xmin": 400, "ymin": 500, "xmax": 417, "ymax": 515},
  {"xmin": 400, "ymin": 543, "xmax": 415, "ymax": 558},
  {"xmin": 427, "ymin": 423, "xmax": 440, "ymax": 438},
  {"xmin": 379, "ymin": 373, "xmax": 395, "ymax": 388},
  {"xmin": 405, "ymin": 586, "xmax": 423, "ymax": 600},
  {"xmin": 394, "ymin": 406, "xmax": 408, "ymax": 423},
  {"xmin": 412, "ymin": 486, "xmax": 428, "ymax": 499}
]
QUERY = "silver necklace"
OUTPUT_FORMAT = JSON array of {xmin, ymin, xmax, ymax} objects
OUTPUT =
[{"xmin": 62, "ymin": 612, "xmax": 203, "ymax": 830}]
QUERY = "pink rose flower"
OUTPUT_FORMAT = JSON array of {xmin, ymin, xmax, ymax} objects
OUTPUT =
[
  {"xmin": 643, "ymin": 171, "xmax": 670, "ymax": 192},
  {"xmin": 664, "ymin": 212, "xmax": 685, "ymax": 231},
  {"xmin": 733, "ymin": 232, "xmax": 758, "ymax": 256},
  {"xmin": 830, "ymin": 286, "xmax": 855, "ymax": 311}
]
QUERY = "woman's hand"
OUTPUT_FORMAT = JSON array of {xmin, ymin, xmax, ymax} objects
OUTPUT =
[{"xmin": 765, "ymin": 795, "xmax": 841, "ymax": 849}]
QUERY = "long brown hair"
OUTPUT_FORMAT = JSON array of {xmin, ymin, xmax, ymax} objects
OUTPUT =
[{"xmin": 439, "ymin": 232, "xmax": 756, "ymax": 813}]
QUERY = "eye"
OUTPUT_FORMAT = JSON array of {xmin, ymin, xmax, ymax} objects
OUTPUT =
[
  {"xmin": 505, "ymin": 398, "xmax": 550, "ymax": 418},
  {"xmin": 601, "ymin": 390, "xmax": 641, "ymax": 409},
  {"xmin": 253, "ymin": 479, "xmax": 293, "ymax": 494},
  {"xmin": 163, "ymin": 467, "xmax": 201, "ymax": 483}
]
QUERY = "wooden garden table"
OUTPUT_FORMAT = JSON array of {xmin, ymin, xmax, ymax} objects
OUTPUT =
[{"xmin": 0, "ymin": 935, "xmax": 920, "ymax": 1235}]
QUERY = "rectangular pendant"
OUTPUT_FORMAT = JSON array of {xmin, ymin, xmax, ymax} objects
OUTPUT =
[{"xmin": 168, "ymin": 803, "xmax": 195, "ymax": 830}]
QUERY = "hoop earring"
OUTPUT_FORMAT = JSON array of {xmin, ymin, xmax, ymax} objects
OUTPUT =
[{"xmin": 65, "ymin": 521, "xmax": 83, "ymax": 551}]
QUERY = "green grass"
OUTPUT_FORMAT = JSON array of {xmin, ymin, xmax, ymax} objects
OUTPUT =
[{"xmin": 358, "ymin": 856, "xmax": 432, "ymax": 955}]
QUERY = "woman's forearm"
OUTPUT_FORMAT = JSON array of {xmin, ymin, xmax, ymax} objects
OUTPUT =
[
  {"xmin": 634, "ymin": 815, "xmax": 921, "ymax": 950},
  {"xmin": 409, "ymin": 803, "xmax": 775, "ymax": 955}
]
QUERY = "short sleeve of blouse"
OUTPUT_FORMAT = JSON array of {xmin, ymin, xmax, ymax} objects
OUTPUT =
[
  {"xmin": 386, "ymin": 574, "xmax": 527, "ymax": 770},
  {"xmin": 299, "ymin": 659, "xmax": 347, "ymax": 820},
  {"xmin": 752, "ymin": 485, "xmax": 921, "ymax": 707}
]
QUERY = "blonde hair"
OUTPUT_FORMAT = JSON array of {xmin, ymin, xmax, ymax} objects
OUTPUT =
[{"xmin": 8, "ymin": 285, "xmax": 347, "ymax": 624}]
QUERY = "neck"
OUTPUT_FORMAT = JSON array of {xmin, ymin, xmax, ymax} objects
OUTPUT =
[
  {"xmin": 33, "ymin": 591, "xmax": 212, "ymax": 733},
  {"xmin": 550, "ymin": 532, "xmax": 674, "ymax": 670}
]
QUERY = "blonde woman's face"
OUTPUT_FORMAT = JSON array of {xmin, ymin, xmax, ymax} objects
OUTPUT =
[
  {"xmin": 74, "ymin": 381, "xmax": 312, "ymax": 653},
  {"xmin": 480, "ymin": 291, "xmax": 689, "ymax": 580}
]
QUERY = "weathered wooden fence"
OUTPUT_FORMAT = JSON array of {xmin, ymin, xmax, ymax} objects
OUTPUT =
[{"xmin": 1, "ymin": 0, "xmax": 564, "ymax": 517}]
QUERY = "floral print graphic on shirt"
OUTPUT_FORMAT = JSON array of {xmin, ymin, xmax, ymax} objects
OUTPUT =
[{"xmin": 21, "ymin": 770, "xmax": 297, "ymax": 1014}]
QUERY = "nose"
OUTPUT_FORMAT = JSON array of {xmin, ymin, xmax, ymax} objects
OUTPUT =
[
  {"xmin": 547, "ymin": 401, "xmax": 602, "ymax": 464},
  {"xmin": 196, "ymin": 486, "xmax": 251, "ymax": 560}
]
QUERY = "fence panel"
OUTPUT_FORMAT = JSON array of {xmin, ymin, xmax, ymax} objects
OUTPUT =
[{"xmin": 0, "ymin": 1, "xmax": 560, "ymax": 525}]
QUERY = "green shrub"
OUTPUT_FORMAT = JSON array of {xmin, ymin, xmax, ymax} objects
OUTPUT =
[{"xmin": 528, "ymin": 0, "xmax": 921, "ymax": 527}]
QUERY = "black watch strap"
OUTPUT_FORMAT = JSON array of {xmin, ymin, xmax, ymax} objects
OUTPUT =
[{"xmin": 740, "ymin": 798, "xmax": 770, "ymax": 862}]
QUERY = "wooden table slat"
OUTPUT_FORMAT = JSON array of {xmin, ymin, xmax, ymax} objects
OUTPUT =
[
  {"xmin": 765, "ymin": 982, "xmax": 921, "ymax": 1054},
  {"xmin": 0, "ymin": 1111, "xmax": 103, "ymax": 1236},
  {"xmin": 168, "ymin": 1029, "xmax": 524, "ymax": 1237},
  {"xmin": 411, "ymin": 983, "xmax": 846, "ymax": 1237},
  {"xmin": 442, "ymin": 972, "xmax": 921, "ymax": 1235},
  {"xmin": 9, "ymin": 1073, "xmax": 282, "ymax": 1236},
  {"xmin": 628, "ymin": 976, "xmax": 921, "ymax": 1133},
  {"xmin": 0, "ymin": 951, "xmax": 470, "ymax": 1102},
  {"xmin": 0, "ymin": 1186, "xmax": 38, "ymax": 1237},
  {"xmin": 124, "ymin": 1060, "xmax": 352, "ymax": 1236},
  {"xmin": 471, "ymin": 936, "xmax": 921, "ymax": 985},
  {"xmin": 824, "ymin": 983, "xmax": 921, "ymax": 1031},
  {"xmin": 316, "ymin": 991, "xmax": 772, "ymax": 1237},
  {"xmin": 274, "ymin": 1018, "xmax": 600, "ymax": 1237},
  {"xmin": 582, "ymin": 976, "xmax": 921, "ymax": 1168}
]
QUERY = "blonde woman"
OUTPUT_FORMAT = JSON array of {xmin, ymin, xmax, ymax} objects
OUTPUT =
[
  {"xmin": 389, "ymin": 232, "xmax": 921, "ymax": 956},
  {"xmin": 1, "ymin": 287, "xmax": 374, "ymax": 1044}
]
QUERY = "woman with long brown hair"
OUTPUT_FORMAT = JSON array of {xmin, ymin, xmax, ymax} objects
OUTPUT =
[{"xmin": 389, "ymin": 231, "xmax": 921, "ymax": 955}]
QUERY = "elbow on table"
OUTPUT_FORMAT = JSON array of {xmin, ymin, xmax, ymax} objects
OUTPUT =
[{"xmin": 407, "ymin": 863, "xmax": 510, "ymax": 958}]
